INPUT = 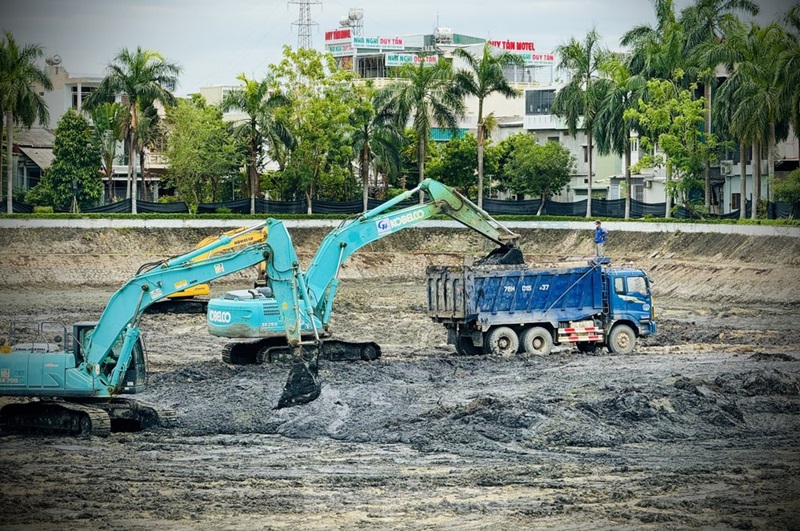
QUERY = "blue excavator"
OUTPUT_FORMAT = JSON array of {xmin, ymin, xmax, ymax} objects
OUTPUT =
[
  {"xmin": 205, "ymin": 178, "xmax": 521, "ymax": 406},
  {"xmin": 0, "ymin": 179, "xmax": 519, "ymax": 434},
  {"xmin": 0, "ymin": 226, "xmax": 283, "ymax": 436}
]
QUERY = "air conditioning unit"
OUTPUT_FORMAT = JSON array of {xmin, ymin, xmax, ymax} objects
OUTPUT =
[{"xmin": 720, "ymin": 160, "xmax": 733, "ymax": 175}]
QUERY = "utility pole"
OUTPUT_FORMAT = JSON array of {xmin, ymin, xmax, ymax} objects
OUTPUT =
[{"xmin": 289, "ymin": 0, "xmax": 321, "ymax": 49}]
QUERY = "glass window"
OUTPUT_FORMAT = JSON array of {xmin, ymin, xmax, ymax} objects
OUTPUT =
[
  {"xmin": 627, "ymin": 276, "xmax": 648, "ymax": 296},
  {"xmin": 525, "ymin": 89, "xmax": 556, "ymax": 115},
  {"xmin": 614, "ymin": 277, "xmax": 625, "ymax": 294}
]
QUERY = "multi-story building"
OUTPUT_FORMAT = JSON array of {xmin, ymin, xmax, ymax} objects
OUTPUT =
[{"xmin": 14, "ymin": 55, "xmax": 166, "ymax": 202}]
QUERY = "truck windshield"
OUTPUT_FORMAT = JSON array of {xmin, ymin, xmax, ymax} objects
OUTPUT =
[{"xmin": 627, "ymin": 276, "xmax": 648, "ymax": 296}]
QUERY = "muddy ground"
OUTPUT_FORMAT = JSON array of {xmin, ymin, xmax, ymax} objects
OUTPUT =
[{"xmin": 0, "ymin": 226, "xmax": 799, "ymax": 530}]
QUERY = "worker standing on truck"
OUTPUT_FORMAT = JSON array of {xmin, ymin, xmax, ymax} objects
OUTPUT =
[{"xmin": 594, "ymin": 220, "xmax": 608, "ymax": 256}]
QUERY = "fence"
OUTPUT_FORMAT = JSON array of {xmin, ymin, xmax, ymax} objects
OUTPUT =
[{"xmin": 11, "ymin": 197, "xmax": 800, "ymax": 219}]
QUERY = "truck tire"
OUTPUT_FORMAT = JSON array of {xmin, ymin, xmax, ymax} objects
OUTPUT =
[
  {"xmin": 576, "ymin": 342, "xmax": 598, "ymax": 354},
  {"xmin": 484, "ymin": 327, "xmax": 519, "ymax": 356},
  {"xmin": 520, "ymin": 326, "xmax": 553, "ymax": 356},
  {"xmin": 455, "ymin": 336, "xmax": 481, "ymax": 356},
  {"xmin": 607, "ymin": 324, "xmax": 636, "ymax": 355}
]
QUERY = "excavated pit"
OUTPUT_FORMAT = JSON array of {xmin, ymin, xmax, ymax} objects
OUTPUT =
[{"xmin": 0, "ymin": 226, "xmax": 799, "ymax": 529}]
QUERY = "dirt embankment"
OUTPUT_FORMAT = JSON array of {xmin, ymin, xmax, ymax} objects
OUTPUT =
[{"xmin": 1, "ymin": 226, "xmax": 799, "ymax": 305}]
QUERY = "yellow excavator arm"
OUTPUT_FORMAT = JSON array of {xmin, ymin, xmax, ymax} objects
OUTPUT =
[{"xmin": 167, "ymin": 226, "xmax": 268, "ymax": 299}]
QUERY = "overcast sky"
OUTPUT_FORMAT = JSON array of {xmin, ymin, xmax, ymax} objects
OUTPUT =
[{"xmin": 4, "ymin": 0, "xmax": 790, "ymax": 97}]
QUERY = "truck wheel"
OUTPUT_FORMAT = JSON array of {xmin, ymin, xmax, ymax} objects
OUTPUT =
[
  {"xmin": 484, "ymin": 327, "xmax": 519, "ymax": 356},
  {"xmin": 520, "ymin": 327, "xmax": 552, "ymax": 356},
  {"xmin": 608, "ymin": 324, "xmax": 636, "ymax": 355},
  {"xmin": 455, "ymin": 336, "xmax": 481, "ymax": 356},
  {"xmin": 576, "ymin": 342, "xmax": 598, "ymax": 354}
]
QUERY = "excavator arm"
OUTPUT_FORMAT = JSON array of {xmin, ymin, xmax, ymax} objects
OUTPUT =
[
  {"xmin": 250, "ymin": 179, "xmax": 520, "ymax": 408},
  {"xmin": 303, "ymin": 179, "xmax": 519, "ymax": 323},
  {"xmin": 0, "ymin": 224, "xmax": 271, "ymax": 400}
]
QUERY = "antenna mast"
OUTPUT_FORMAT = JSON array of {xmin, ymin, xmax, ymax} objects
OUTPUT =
[{"xmin": 289, "ymin": 0, "xmax": 322, "ymax": 49}]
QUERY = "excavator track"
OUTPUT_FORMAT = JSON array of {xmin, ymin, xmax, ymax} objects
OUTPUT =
[
  {"xmin": 0, "ymin": 398, "xmax": 177, "ymax": 437},
  {"xmin": 258, "ymin": 340, "xmax": 381, "ymax": 363},
  {"xmin": 93, "ymin": 398, "xmax": 178, "ymax": 432},
  {"xmin": 0, "ymin": 400, "xmax": 112, "ymax": 437},
  {"xmin": 223, "ymin": 338, "xmax": 381, "ymax": 365}
]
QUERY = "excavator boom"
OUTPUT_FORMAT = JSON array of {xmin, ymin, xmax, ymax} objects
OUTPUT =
[{"xmin": 206, "ymin": 179, "xmax": 522, "ymax": 407}]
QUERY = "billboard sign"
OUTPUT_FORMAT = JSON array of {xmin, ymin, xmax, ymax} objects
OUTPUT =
[
  {"xmin": 488, "ymin": 39, "xmax": 535, "ymax": 52},
  {"xmin": 385, "ymin": 53, "xmax": 438, "ymax": 67},
  {"xmin": 353, "ymin": 36, "xmax": 405, "ymax": 50},
  {"xmin": 324, "ymin": 28, "xmax": 352, "ymax": 44},
  {"xmin": 325, "ymin": 43, "xmax": 354, "ymax": 57},
  {"xmin": 516, "ymin": 52, "xmax": 555, "ymax": 66}
]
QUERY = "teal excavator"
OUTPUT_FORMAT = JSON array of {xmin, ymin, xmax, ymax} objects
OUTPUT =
[
  {"xmin": 205, "ymin": 178, "xmax": 521, "ymax": 405},
  {"xmin": 0, "ymin": 179, "xmax": 519, "ymax": 435}
]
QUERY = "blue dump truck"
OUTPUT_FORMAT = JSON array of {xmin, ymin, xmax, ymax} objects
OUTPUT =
[{"xmin": 426, "ymin": 258, "xmax": 656, "ymax": 356}]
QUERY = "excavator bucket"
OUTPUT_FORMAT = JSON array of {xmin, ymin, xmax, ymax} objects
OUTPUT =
[
  {"xmin": 276, "ymin": 359, "xmax": 321, "ymax": 408},
  {"xmin": 475, "ymin": 244, "xmax": 525, "ymax": 266}
]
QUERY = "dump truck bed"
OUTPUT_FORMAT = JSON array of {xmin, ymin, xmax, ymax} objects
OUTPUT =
[{"xmin": 426, "ymin": 263, "xmax": 605, "ymax": 328}]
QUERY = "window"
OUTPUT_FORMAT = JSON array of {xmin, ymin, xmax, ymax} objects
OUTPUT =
[
  {"xmin": 627, "ymin": 276, "xmax": 648, "ymax": 296},
  {"xmin": 71, "ymin": 86, "xmax": 96, "ymax": 109},
  {"xmin": 731, "ymin": 193, "xmax": 741, "ymax": 211},
  {"xmin": 525, "ymin": 89, "xmax": 556, "ymax": 115},
  {"xmin": 614, "ymin": 277, "xmax": 625, "ymax": 294},
  {"xmin": 583, "ymin": 146, "xmax": 588, "ymax": 163},
  {"xmin": 547, "ymin": 136, "xmax": 559, "ymax": 144}
]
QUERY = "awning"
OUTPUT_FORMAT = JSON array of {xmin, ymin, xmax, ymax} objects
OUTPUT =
[{"xmin": 18, "ymin": 146, "xmax": 55, "ymax": 170}]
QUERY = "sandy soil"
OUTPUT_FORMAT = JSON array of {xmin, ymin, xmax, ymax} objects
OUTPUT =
[{"xmin": 1, "ymin": 274, "xmax": 799, "ymax": 530}]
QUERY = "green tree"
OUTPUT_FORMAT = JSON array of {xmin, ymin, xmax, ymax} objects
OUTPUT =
[
  {"xmin": 270, "ymin": 46, "xmax": 357, "ymax": 211},
  {"xmin": 621, "ymin": 0, "xmax": 690, "ymax": 82},
  {"xmin": 778, "ymin": 5, "xmax": 800, "ymax": 134},
  {"xmin": 502, "ymin": 135, "xmax": 575, "ymax": 215},
  {"xmin": 29, "ymin": 109, "xmax": 102, "ymax": 211},
  {"xmin": 426, "ymin": 134, "xmax": 495, "ymax": 194},
  {"xmin": 594, "ymin": 56, "xmax": 646, "ymax": 219},
  {"xmin": 453, "ymin": 43, "xmax": 523, "ymax": 207},
  {"xmin": 708, "ymin": 20, "xmax": 787, "ymax": 219},
  {"xmin": 682, "ymin": 0, "xmax": 760, "ymax": 210},
  {"xmin": 377, "ymin": 56, "xmax": 464, "ymax": 202},
  {"xmin": 222, "ymin": 72, "xmax": 292, "ymax": 213},
  {"xmin": 90, "ymin": 102, "xmax": 127, "ymax": 202},
  {"xmin": 552, "ymin": 28, "xmax": 608, "ymax": 217},
  {"xmin": 165, "ymin": 97, "xmax": 240, "ymax": 208},
  {"xmin": 774, "ymin": 168, "xmax": 800, "ymax": 204},
  {"xmin": 351, "ymin": 83, "xmax": 404, "ymax": 210},
  {"xmin": 627, "ymin": 77, "xmax": 720, "ymax": 214},
  {"xmin": 0, "ymin": 31, "xmax": 51, "ymax": 213},
  {"xmin": 84, "ymin": 47, "xmax": 180, "ymax": 213}
]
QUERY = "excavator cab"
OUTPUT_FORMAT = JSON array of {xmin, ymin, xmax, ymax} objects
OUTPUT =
[{"xmin": 73, "ymin": 322, "xmax": 147, "ymax": 394}]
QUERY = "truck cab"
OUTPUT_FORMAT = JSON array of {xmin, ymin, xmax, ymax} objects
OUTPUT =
[{"xmin": 606, "ymin": 268, "xmax": 656, "ymax": 338}]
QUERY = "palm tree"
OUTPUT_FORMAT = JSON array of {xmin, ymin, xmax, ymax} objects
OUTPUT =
[
  {"xmin": 552, "ymin": 28, "xmax": 608, "ymax": 217},
  {"xmin": 222, "ymin": 73, "xmax": 292, "ymax": 214},
  {"xmin": 594, "ymin": 57, "xmax": 647, "ymax": 219},
  {"xmin": 90, "ymin": 102, "xmax": 127, "ymax": 202},
  {"xmin": 84, "ymin": 47, "xmax": 180, "ymax": 214},
  {"xmin": 351, "ymin": 86, "xmax": 403, "ymax": 211},
  {"xmin": 622, "ymin": 0, "xmax": 689, "ymax": 82},
  {"xmin": 453, "ymin": 43, "xmax": 523, "ymax": 207},
  {"xmin": 682, "ymin": 0, "xmax": 760, "ymax": 211},
  {"xmin": 0, "ymin": 31, "xmax": 51, "ymax": 213},
  {"xmin": 706, "ymin": 19, "xmax": 786, "ymax": 219},
  {"xmin": 777, "ymin": 5, "xmax": 800, "ymax": 143},
  {"xmin": 377, "ymin": 56, "xmax": 464, "ymax": 203}
]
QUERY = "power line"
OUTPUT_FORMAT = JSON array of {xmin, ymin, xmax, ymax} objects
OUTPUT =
[{"xmin": 288, "ymin": 0, "xmax": 322, "ymax": 49}]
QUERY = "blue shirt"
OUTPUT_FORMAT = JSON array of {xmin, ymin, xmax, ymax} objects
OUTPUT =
[{"xmin": 595, "ymin": 226, "xmax": 608, "ymax": 244}]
